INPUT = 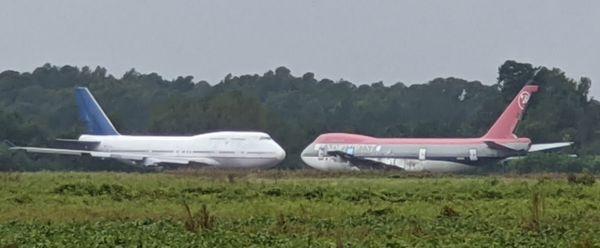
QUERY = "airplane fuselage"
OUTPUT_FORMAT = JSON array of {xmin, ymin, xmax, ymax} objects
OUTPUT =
[
  {"xmin": 79, "ymin": 131, "xmax": 286, "ymax": 168},
  {"xmin": 301, "ymin": 133, "xmax": 531, "ymax": 172}
]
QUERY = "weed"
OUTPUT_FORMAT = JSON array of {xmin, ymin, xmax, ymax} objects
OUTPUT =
[
  {"xmin": 488, "ymin": 177, "xmax": 500, "ymax": 186},
  {"xmin": 568, "ymin": 173, "xmax": 595, "ymax": 186},
  {"xmin": 536, "ymin": 175, "xmax": 552, "ymax": 184},
  {"xmin": 98, "ymin": 183, "xmax": 131, "ymax": 201},
  {"xmin": 275, "ymin": 212, "xmax": 287, "ymax": 232},
  {"xmin": 473, "ymin": 189, "xmax": 503, "ymax": 199},
  {"xmin": 579, "ymin": 174, "xmax": 595, "ymax": 186},
  {"xmin": 335, "ymin": 231, "xmax": 345, "ymax": 248},
  {"xmin": 567, "ymin": 173, "xmax": 577, "ymax": 184},
  {"xmin": 345, "ymin": 189, "xmax": 379, "ymax": 202},
  {"xmin": 408, "ymin": 220, "xmax": 425, "ymax": 237},
  {"xmin": 439, "ymin": 205, "xmax": 459, "ymax": 218},
  {"xmin": 0, "ymin": 173, "xmax": 21, "ymax": 182},
  {"xmin": 227, "ymin": 174, "xmax": 236, "ymax": 184},
  {"xmin": 181, "ymin": 187, "xmax": 223, "ymax": 195},
  {"xmin": 53, "ymin": 182, "xmax": 98, "ymax": 196},
  {"xmin": 53, "ymin": 182, "xmax": 132, "ymax": 200},
  {"xmin": 522, "ymin": 191, "xmax": 544, "ymax": 232},
  {"xmin": 183, "ymin": 202, "xmax": 199, "ymax": 232},
  {"xmin": 263, "ymin": 187, "xmax": 283, "ymax": 197},
  {"xmin": 574, "ymin": 237, "xmax": 593, "ymax": 248},
  {"xmin": 182, "ymin": 202, "xmax": 215, "ymax": 233},
  {"xmin": 303, "ymin": 187, "xmax": 324, "ymax": 200},
  {"xmin": 10, "ymin": 194, "xmax": 32, "ymax": 204},
  {"xmin": 364, "ymin": 207, "xmax": 393, "ymax": 217}
]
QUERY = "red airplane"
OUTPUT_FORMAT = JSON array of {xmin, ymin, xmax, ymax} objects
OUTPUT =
[{"xmin": 300, "ymin": 82, "xmax": 572, "ymax": 172}]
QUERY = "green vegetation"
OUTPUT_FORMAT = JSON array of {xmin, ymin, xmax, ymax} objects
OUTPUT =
[
  {"xmin": 1, "ymin": 60, "xmax": 599, "ymax": 172},
  {"xmin": 0, "ymin": 171, "xmax": 598, "ymax": 246}
]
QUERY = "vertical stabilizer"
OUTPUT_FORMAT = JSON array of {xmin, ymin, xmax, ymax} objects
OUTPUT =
[
  {"xmin": 482, "ymin": 83, "xmax": 539, "ymax": 139},
  {"xmin": 75, "ymin": 87, "xmax": 120, "ymax": 135}
]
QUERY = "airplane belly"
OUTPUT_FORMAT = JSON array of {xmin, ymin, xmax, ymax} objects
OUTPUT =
[
  {"xmin": 366, "ymin": 157, "xmax": 474, "ymax": 172},
  {"xmin": 402, "ymin": 159, "xmax": 474, "ymax": 173},
  {"xmin": 213, "ymin": 157, "xmax": 281, "ymax": 169}
]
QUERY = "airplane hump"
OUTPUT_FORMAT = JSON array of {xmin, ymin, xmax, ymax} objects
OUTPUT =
[
  {"xmin": 482, "ymin": 83, "xmax": 539, "ymax": 139},
  {"xmin": 75, "ymin": 87, "xmax": 120, "ymax": 136}
]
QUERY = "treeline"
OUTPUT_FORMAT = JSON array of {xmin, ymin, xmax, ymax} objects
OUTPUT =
[{"xmin": 0, "ymin": 61, "xmax": 599, "ymax": 172}]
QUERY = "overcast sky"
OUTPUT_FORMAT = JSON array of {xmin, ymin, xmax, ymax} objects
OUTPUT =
[{"xmin": 1, "ymin": 1, "xmax": 599, "ymax": 95}]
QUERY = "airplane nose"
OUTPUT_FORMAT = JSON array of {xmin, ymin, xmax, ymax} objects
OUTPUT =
[
  {"xmin": 276, "ymin": 145, "xmax": 286, "ymax": 161},
  {"xmin": 300, "ymin": 144, "xmax": 312, "ymax": 165}
]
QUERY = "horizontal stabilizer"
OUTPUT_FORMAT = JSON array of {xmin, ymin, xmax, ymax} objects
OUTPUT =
[
  {"xmin": 2, "ymin": 140, "xmax": 16, "ymax": 148},
  {"xmin": 483, "ymin": 141, "xmax": 518, "ymax": 151},
  {"xmin": 528, "ymin": 142, "xmax": 573, "ymax": 152}
]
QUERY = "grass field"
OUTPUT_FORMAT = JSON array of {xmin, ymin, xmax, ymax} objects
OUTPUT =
[{"xmin": 0, "ymin": 170, "xmax": 598, "ymax": 247}]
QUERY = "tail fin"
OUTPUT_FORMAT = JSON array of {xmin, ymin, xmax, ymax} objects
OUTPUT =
[
  {"xmin": 482, "ymin": 82, "xmax": 539, "ymax": 139},
  {"xmin": 75, "ymin": 87, "xmax": 120, "ymax": 135}
]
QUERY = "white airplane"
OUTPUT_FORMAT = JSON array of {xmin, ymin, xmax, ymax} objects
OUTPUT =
[{"xmin": 7, "ymin": 87, "xmax": 286, "ymax": 169}]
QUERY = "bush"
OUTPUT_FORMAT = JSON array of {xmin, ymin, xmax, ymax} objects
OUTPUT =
[
  {"xmin": 502, "ymin": 154, "xmax": 600, "ymax": 174},
  {"xmin": 567, "ymin": 173, "xmax": 596, "ymax": 186},
  {"xmin": 53, "ymin": 182, "xmax": 132, "ymax": 200}
]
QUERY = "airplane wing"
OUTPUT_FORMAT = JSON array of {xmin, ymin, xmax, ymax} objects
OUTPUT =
[
  {"xmin": 528, "ymin": 142, "xmax": 573, "ymax": 152},
  {"xmin": 327, "ymin": 151, "xmax": 403, "ymax": 170},
  {"xmin": 10, "ymin": 146, "xmax": 93, "ymax": 156},
  {"xmin": 9, "ymin": 146, "xmax": 219, "ymax": 166}
]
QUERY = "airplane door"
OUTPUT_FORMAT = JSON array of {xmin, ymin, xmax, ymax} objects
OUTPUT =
[
  {"xmin": 418, "ymin": 148, "xmax": 426, "ymax": 160},
  {"xmin": 346, "ymin": 147, "xmax": 355, "ymax": 155},
  {"xmin": 317, "ymin": 145, "xmax": 326, "ymax": 160},
  {"xmin": 469, "ymin": 148, "xmax": 478, "ymax": 161}
]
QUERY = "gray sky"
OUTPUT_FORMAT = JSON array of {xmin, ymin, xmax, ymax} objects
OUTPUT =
[{"xmin": 1, "ymin": 1, "xmax": 599, "ymax": 95}]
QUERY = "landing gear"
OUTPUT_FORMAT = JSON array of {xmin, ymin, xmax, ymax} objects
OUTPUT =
[{"xmin": 148, "ymin": 166, "xmax": 165, "ymax": 172}]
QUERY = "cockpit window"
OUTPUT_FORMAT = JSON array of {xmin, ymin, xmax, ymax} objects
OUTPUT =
[{"xmin": 259, "ymin": 137, "xmax": 272, "ymax": 140}]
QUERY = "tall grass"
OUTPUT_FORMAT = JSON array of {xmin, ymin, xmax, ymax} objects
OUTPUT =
[
  {"xmin": 182, "ymin": 202, "xmax": 215, "ymax": 233},
  {"xmin": 0, "ymin": 171, "xmax": 598, "ymax": 247}
]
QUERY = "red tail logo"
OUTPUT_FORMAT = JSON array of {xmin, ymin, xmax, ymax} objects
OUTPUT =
[
  {"xmin": 482, "ymin": 84, "xmax": 539, "ymax": 139},
  {"xmin": 517, "ymin": 91, "xmax": 531, "ymax": 110}
]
